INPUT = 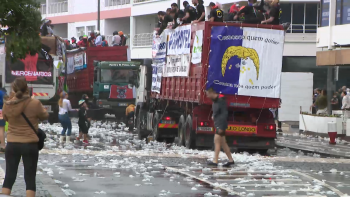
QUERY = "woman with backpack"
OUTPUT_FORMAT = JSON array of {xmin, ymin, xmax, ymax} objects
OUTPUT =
[{"xmin": 2, "ymin": 77, "xmax": 49, "ymax": 197}]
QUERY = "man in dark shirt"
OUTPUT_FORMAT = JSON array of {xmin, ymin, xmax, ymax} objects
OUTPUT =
[
  {"xmin": 209, "ymin": 2, "xmax": 224, "ymax": 22},
  {"xmin": 171, "ymin": 3, "xmax": 185, "ymax": 28},
  {"xmin": 233, "ymin": 0, "xmax": 265, "ymax": 24},
  {"xmin": 206, "ymin": 88, "xmax": 235, "ymax": 167},
  {"xmin": 181, "ymin": 1, "xmax": 197, "ymax": 24},
  {"xmin": 261, "ymin": 1, "xmax": 281, "ymax": 25},
  {"xmin": 157, "ymin": 11, "xmax": 173, "ymax": 35},
  {"xmin": 192, "ymin": 0, "xmax": 205, "ymax": 22}
]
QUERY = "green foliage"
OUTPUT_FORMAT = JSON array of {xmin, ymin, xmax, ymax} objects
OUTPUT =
[{"xmin": 0, "ymin": 0, "xmax": 42, "ymax": 61}]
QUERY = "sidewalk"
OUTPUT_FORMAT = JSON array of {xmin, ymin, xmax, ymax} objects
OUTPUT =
[
  {"xmin": 0, "ymin": 154, "xmax": 66, "ymax": 197},
  {"xmin": 276, "ymin": 131, "xmax": 350, "ymax": 158}
]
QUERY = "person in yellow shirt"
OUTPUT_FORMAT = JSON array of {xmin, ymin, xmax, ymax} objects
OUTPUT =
[{"xmin": 126, "ymin": 104, "xmax": 135, "ymax": 119}]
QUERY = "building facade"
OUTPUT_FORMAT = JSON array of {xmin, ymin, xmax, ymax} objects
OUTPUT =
[{"xmin": 40, "ymin": 0, "xmax": 322, "ymax": 85}]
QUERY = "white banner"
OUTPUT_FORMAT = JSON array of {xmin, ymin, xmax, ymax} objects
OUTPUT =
[
  {"xmin": 191, "ymin": 30, "xmax": 203, "ymax": 64},
  {"xmin": 74, "ymin": 52, "xmax": 84, "ymax": 70},
  {"xmin": 151, "ymin": 64, "xmax": 163, "ymax": 93},
  {"xmin": 164, "ymin": 54, "xmax": 191, "ymax": 77},
  {"xmin": 152, "ymin": 30, "xmax": 168, "ymax": 64},
  {"xmin": 167, "ymin": 25, "xmax": 191, "ymax": 55},
  {"xmin": 237, "ymin": 27, "xmax": 285, "ymax": 98}
]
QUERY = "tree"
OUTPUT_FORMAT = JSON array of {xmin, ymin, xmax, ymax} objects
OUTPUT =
[{"xmin": 0, "ymin": 0, "xmax": 42, "ymax": 61}]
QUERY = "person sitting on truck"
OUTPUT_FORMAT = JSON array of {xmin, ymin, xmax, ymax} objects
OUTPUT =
[
  {"xmin": 112, "ymin": 31, "xmax": 121, "ymax": 46},
  {"xmin": 157, "ymin": 11, "xmax": 173, "ymax": 35},
  {"xmin": 209, "ymin": 2, "xmax": 224, "ymax": 22},
  {"xmin": 193, "ymin": 0, "xmax": 205, "ymax": 22},
  {"xmin": 77, "ymin": 35, "xmax": 88, "ymax": 48},
  {"xmin": 170, "ymin": 3, "xmax": 185, "ymax": 29},
  {"xmin": 205, "ymin": 88, "xmax": 235, "ymax": 167},
  {"xmin": 180, "ymin": 1, "xmax": 197, "ymax": 24}
]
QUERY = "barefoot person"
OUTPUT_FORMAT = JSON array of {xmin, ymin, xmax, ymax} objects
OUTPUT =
[{"xmin": 206, "ymin": 88, "xmax": 235, "ymax": 167}]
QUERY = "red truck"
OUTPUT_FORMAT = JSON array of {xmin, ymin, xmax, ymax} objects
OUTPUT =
[
  {"xmin": 136, "ymin": 22, "xmax": 285, "ymax": 151},
  {"xmin": 66, "ymin": 47, "xmax": 129, "ymax": 109}
]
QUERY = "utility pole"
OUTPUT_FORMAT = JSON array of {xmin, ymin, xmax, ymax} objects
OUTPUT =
[
  {"xmin": 178, "ymin": 0, "xmax": 181, "ymax": 9},
  {"xmin": 97, "ymin": 0, "xmax": 101, "ymax": 31}
]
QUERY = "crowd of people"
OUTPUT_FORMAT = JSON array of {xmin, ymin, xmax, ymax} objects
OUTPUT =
[
  {"xmin": 312, "ymin": 86, "xmax": 350, "ymax": 115},
  {"xmin": 156, "ymin": 0, "xmax": 282, "ymax": 35},
  {"xmin": 40, "ymin": 19, "xmax": 128, "ymax": 49}
]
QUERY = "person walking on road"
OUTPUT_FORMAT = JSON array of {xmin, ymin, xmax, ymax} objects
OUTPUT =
[
  {"xmin": 206, "ymin": 88, "xmax": 235, "ymax": 167},
  {"xmin": 2, "ymin": 77, "xmax": 49, "ymax": 197},
  {"xmin": 58, "ymin": 92, "xmax": 77, "ymax": 143},
  {"xmin": 76, "ymin": 100, "xmax": 90, "ymax": 144}
]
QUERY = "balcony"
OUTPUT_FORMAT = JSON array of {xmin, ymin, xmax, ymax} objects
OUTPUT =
[
  {"xmin": 105, "ymin": 0, "xmax": 131, "ymax": 7},
  {"xmin": 48, "ymin": 1, "xmax": 68, "ymax": 14},
  {"xmin": 133, "ymin": 33, "xmax": 152, "ymax": 47},
  {"xmin": 40, "ymin": 4, "xmax": 46, "ymax": 15}
]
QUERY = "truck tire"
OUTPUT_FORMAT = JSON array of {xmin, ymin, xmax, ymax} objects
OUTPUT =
[
  {"xmin": 153, "ymin": 112, "xmax": 161, "ymax": 141},
  {"xmin": 185, "ymin": 115, "xmax": 196, "ymax": 149},
  {"xmin": 177, "ymin": 115, "xmax": 185, "ymax": 146},
  {"xmin": 137, "ymin": 108, "xmax": 147, "ymax": 140}
]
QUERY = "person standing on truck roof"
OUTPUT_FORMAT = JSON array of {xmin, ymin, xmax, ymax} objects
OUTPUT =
[
  {"xmin": 193, "ymin": 0, "xmax": 205, "ymax": 22},
  {"xmin": 157, "ymin": 11, "xmax": 173, "ymax": 35},
  {"xmin": 261, "ymin": 0, "xmax": 280, "ymax": 25},
  {"xmin": 119, "ymin": 31, "xmax": 128, "ymax": 46},
  {"xmin": 233, "ymin": 0, "xmax": 265, "ymax": 24},
  {"xmin": 95, "ymin": 30, "xmax": 102, "ymax": 46},
  {"xmin": 77, "ymin": 35, "xmax": 88, "ymax": 48},
  {"xmin": 58, "ymin": 92, "xmax": 77, "ymax": 144},
  {"xmin": 170, "ymin": 3, "xmax": 185, "ymax": 29},
  {"xmin": 209, "ymin": 2, "xmax": 224, "ymax": 22},
  {"xmin": 112, "ymin": 31, "xmax": 121, "ymax": 46},
  {"xmin": 206, "ymin": 88, "xmax": 235, "ymax": 167},
  {"xmin": 180, "ymin": 1, "xmax": 197, "ymax": 24}
]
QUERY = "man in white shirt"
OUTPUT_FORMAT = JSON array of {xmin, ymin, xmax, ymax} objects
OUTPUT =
[
  {"xmin": 94, "ymin": 30, "xmax": 102, "ymax": 46},
  {"xmin": 341, "ymin": 91, "xmax": 350, "ymax": 110}
]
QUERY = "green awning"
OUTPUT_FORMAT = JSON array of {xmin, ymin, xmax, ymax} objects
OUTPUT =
[{"xmin": 94, "ymin": 61, "xmax": 141, "ymax": 69}]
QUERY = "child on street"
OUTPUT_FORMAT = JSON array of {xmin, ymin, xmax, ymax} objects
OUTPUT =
[{"xmin": 76, "ymin": 100, "xmax": 90, "ymax": 144}]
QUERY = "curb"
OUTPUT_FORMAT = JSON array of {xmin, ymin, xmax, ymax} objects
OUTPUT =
[{"xmin": 37, "ymin": 166, "xmax": 67, "ymax": 197}]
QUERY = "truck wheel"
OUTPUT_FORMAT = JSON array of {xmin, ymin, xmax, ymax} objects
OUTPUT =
[
  {"xmin": 185, "ymin": 115, "xmax": 196, "ymax": 149},
  {"xmin": 153, "ymin": 112, "xmax": 161, "ymax": 141},
  {"xmin": 137, "ymin": 108, "xmax": 147, "ymax": 140},
  {"xmin": 177, "ymin": 115, "xmax": 185, "ymax": 146}
]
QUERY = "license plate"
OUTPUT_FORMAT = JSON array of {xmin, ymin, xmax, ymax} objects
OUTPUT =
[
  {"xmin": 43, "ymin": 105, "xmax": 52, "ymax": 112},
  {"xmin": 118, "ymin": 103, "xmax": 127, "ymax": 106},
  {"xmin": 160, "ymin": 120, "xmax": 175, "ymax": 124},
  {"xmin": 198, "ymin": 127, "xmax": 213, "ymax": 131},
  {"xmin": 226, "ymin": 125, "xmax": 257, "ymax": 133},
  {"xmin": 102, "ymin": 105, "xmax": 110, "ymax": 108}
]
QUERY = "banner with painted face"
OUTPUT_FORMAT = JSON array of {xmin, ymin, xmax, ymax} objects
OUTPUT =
[
  {"xmin": 206, "ymin": 26, "xmax": 285, "ymax": 98},
  {"xmin": 167, "ymin": 25, "xmax": 191, "ymax": 55}
]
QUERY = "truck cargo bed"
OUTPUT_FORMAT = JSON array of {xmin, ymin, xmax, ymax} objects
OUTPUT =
[{"xmin": 151, "ymin": 22, "xmax": 284, "ymax": 109}]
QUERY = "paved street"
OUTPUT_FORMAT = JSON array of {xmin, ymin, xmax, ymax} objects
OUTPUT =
[{"xmin": 0, "ymin": 121, "xmax": 350, "ymax": 196}]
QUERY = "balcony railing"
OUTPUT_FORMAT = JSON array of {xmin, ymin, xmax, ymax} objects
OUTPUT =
[
  {"xmin": 40, "ymin": 4, "xmax": 47, "ymax": 15},
  {"xmin": 105, "ymin": 0, "xmax": 130, "ymax": 6},
  {"xmin": 133, "ymin": 0, "xmax": 154, "ymax": 3},
  {"xmin": 133, "ymin": 33, "xmax": 152, "ymax": 47},
  {"xmin": 48, "ymin": 1, "xmax": 68, "ymax": 14}
]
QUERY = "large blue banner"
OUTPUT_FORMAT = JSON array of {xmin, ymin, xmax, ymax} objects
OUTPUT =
[{"xmin": 207, "ymin": 26, "xmax": 242, "ymax": 95}]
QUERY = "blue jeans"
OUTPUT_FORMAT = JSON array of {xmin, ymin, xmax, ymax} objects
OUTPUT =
[{"xmin": 58, "ymin": 114, "xmax": 72, "ymax": 136}]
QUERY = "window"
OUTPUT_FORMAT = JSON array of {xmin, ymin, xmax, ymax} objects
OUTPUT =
[
  {"xmin": 76, "ymin": 27, "xmax": 85, "ymax": 38},
  {"xmin": 280, "ymin": 3, "xmax": 318, "ymax": 33},
  {"xmin": 100, "ymin": 69, "xmax": 137, "ymax": 84},
  {"xmin": 87, "ymin": 26, "xmax": 96, "ymax": 35}
]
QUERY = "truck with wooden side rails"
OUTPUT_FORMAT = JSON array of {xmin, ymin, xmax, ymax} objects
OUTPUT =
[{"xmin": 135, "ymin": 21, "xmax": 285, "ymax": 151}]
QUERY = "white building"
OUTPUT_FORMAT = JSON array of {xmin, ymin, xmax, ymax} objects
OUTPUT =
[{"xmin": 40, "ymin": 0, "xmax": 322, "ymax": 85}]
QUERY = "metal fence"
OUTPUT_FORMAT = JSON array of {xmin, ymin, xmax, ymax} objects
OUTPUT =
[
  {"xmin": 133, "ymin": 33, "xmax": 153, "ymax": 47},
  {"xmin": 133, "ymin": 0, "xmax": 153, "ymax": 3},
  {"xmin": 105, "ymin": 0, "xmax": 130, "ymax": 6},
  {"xmin": 48, "ymin": 1, "xmax": 68, "ymax": 14},
  {"xmin": 40, "ymin": 4, "xmax": 47, "ymax": 15}
]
